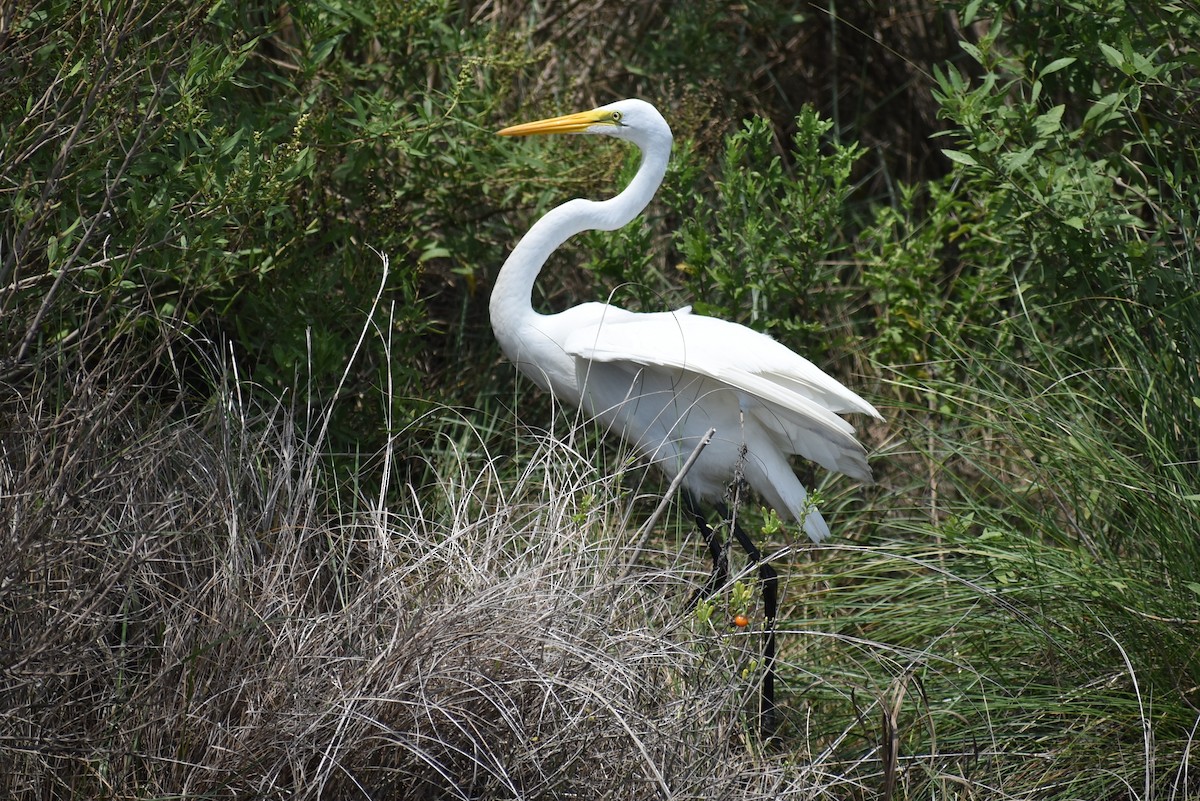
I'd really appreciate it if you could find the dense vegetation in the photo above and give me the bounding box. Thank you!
[3,1,1198,798]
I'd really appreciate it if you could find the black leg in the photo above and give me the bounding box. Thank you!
[718,503,779,738]
[682,490,729,606]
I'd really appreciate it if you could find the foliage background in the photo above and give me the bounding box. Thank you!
[2,0,1198,798]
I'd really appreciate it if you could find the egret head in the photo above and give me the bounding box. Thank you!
[498,98,672,152]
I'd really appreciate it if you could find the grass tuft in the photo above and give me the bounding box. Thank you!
[1,336,839,799]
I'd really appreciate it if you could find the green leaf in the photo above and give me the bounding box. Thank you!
[962,0,984,26]
[959,40,984,64]
[1099,42,1125,70]
[218,128,244,156]
[419,246,451,263]
[942,149,979,167]
[310,36,341,66]
[1129,48,1160,78]
[1040,56,1076,76]
[1003,145,1037,172]
[1034,104,1065,137]
[1084,92,1123,127]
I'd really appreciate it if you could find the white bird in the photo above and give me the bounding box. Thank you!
[492,99,881,543]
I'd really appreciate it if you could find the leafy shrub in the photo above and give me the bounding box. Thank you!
[788,3,1200,796]
[580,107,867,365]
[0,1,541,458]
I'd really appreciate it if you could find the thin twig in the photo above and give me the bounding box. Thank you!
[621,427,716,579]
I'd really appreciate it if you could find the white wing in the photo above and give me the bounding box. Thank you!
[568,307,879,416]
[562,306,880,482]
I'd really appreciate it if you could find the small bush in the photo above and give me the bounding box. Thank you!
[0,338,817,799]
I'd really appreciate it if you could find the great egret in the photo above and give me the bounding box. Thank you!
[493,99,881,731]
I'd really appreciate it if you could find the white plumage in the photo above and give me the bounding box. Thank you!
[493,99,881,542]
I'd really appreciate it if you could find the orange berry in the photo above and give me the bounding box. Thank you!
[733,614,749,628]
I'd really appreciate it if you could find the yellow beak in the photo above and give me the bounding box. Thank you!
[497,108,614,137]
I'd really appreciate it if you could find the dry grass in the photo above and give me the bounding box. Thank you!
[0,330,860,799]
[6,325,1194,801]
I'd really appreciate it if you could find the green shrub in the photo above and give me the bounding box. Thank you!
[581,107,866,364]
[776,3,1200,795]
[1,1,545,460]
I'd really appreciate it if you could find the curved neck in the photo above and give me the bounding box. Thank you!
[491,143,670,339]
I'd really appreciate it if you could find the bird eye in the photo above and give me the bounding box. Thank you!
[611,111,623,123]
